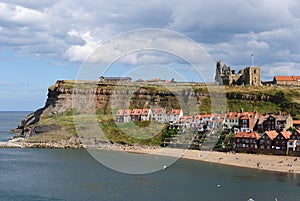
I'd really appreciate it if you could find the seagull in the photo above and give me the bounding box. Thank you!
[162,165,167,170]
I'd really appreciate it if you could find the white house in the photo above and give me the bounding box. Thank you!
[224,112,239,129]
[123,109,132,122]
[141,109,152,121]
[151,108,167,123]
[287,140,297,151]
[169,109,183,122]
[116,109,124,122]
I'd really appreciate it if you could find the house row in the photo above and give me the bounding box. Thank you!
[116,108,183,123]
[234,129,300,151]
[177,111,292,133]
[116,107,293,134]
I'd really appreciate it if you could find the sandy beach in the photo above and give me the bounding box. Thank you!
[123,146,300,174]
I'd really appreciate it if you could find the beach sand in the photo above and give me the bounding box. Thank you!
[123,147,300,174]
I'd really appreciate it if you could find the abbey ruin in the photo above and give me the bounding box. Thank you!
[215,61,261,86]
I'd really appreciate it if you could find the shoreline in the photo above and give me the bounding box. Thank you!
[1,140,300,174]
[114,147,300,174]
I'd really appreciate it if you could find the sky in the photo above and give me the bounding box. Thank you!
[1,0,300,110]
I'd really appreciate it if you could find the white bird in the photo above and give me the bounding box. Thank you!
[162,165,167,170]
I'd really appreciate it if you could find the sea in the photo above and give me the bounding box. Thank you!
[0,111,300,201]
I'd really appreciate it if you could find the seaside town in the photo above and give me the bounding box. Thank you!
[114,62,300,156]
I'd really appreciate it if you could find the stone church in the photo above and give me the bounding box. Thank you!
[215,61,261,86]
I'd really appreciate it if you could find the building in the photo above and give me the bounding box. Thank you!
[234,131,260,149]
[215,61,261,86]
[168,109,183,122]
[273,131,291,150]
[256,113,293,133]
[130,109,142,121]
[273,76,300,86]
[290,129,300,140]
[238,112,257,131]
[141,109,152,121]
[116,109,125,122]
[287,140,297,152]
[151,108,167,123]
[259,130,278,150]
[190,115,202,128]
[293,120,300,129]
[123,109,132,122]
[99,76,132,82]
[224,112,239,129]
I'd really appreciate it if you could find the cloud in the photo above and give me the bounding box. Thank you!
[0,0,300,79]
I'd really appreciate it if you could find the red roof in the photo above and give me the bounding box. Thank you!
[293,120,300,125]
[117,109,124,115]
[171,109,182,115]
[226,112,239,119]
[131,109,142,116]
[235,131,260,139]
[202,114,213,118]
[179,116,192,122]
[280,131,291,139]
[123,109,132,116]
[142,109,150,115]
[274,76,300,81]
[264,130,278,140]
[151,108,166,114]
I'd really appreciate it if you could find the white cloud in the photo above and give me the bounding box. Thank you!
[0,0,300,78]
[246,40,269,50]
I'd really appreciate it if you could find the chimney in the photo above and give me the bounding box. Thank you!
[240,108,244,113]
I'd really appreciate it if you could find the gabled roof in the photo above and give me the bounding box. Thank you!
[131,109,142,116]
[171,109,182,115]
[123,109,132,116]
[179,116,193,122]
[141,109,150,116]
[235,131,260,139]
[279,131,291,139]
[151,108,167,114]
[116,109,124,116]
[258,113,290,124]
[226,112,239,119]
[263,130,278,140]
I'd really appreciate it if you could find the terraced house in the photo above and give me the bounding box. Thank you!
[234,131,260,149]
[256,113,293,133]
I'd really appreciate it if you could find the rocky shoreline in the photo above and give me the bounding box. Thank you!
[0,137,159,151]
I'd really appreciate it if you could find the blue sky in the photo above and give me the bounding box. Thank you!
[1,0,300,110]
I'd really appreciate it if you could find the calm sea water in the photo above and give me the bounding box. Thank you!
[0,112,300,201]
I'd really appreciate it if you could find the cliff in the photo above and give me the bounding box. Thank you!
[12,80,205,147]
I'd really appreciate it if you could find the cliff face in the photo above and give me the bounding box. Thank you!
[15,80,204,140]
